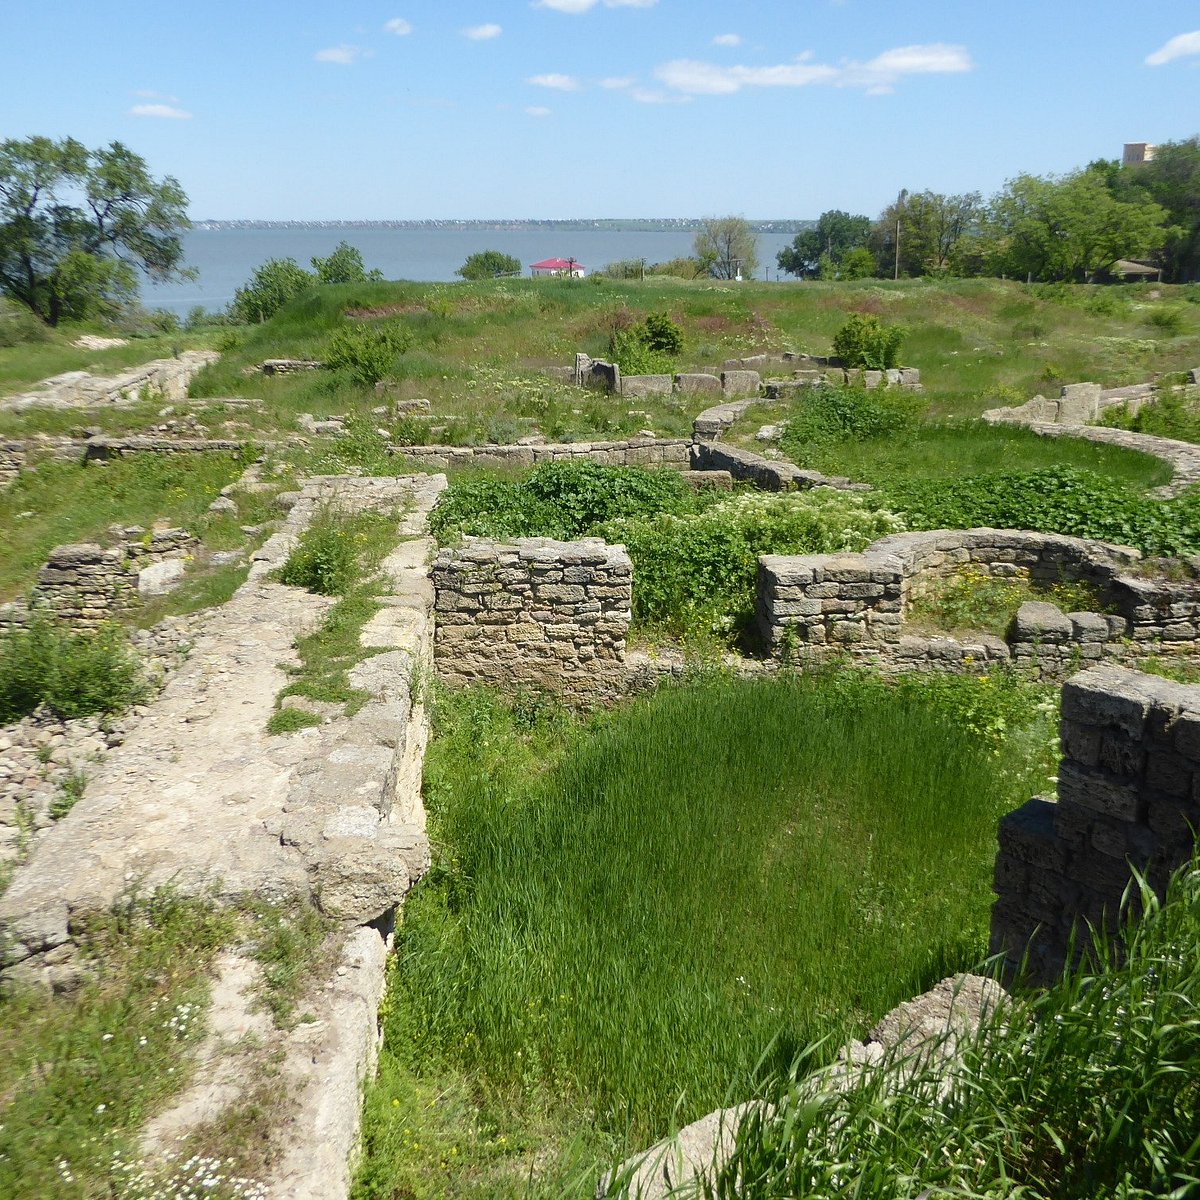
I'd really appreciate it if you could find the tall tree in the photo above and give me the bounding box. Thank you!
[777,210,872,278]
[0,136,189,325]
[872,191,984,277]
[694,216,759,280]
[311,240,383,285]
[987,168,1166,282]
[1123,137,1200,282]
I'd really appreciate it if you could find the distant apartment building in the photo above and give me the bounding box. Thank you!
[1123,143,1156,166]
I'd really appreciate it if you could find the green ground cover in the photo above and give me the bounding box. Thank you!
[354,670,1057,1198]
[715,862,1200,1199]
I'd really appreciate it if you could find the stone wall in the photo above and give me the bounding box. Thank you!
[389,436,690,472]
[991,664,1200,983]
[0,529,197,631]
[432,538,631,705]
[690,440,869,493]
[757,528,1200,673]
[0,351,218,412]
[986,380,1162,427]
[764,365,921,397]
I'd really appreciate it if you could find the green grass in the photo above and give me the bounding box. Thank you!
[712,861,1200,1199]
[907,567,1111,638]
[270,504,407,729]
[354,670,1056,1197]
[771,416,1173,491]
[0,452,247,602]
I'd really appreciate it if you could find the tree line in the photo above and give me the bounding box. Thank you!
[776,136,1200,284]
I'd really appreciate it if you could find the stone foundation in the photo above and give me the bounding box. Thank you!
[432,538,631,705]
[991,665,1200,983]
[757,528,1200,674]
[389,436,690,471]
[1,351,218,412]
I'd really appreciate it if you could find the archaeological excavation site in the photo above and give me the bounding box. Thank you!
[2,277,1200,1200]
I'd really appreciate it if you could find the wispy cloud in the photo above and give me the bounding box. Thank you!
[135,88,180,103]
[1146,30,1200,66]
[631,88,692,105]
[526,105,552,117]
[130,103,192,119]
[600,76,635,89]
[712,33,741,47]
[536,0,656,12]
[528,72,581,90]
[463,23,502,40]
[384,17,412,36]
[314,44,368,65]
[654,42,972,96]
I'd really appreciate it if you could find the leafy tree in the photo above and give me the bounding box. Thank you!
[311,240,383,285]
[694,216,759,280]
[1122,136,1200,282]
[230,257,313,323]
[457,249,522,280]
[871,191,984,277]
[0,136,189,326]
[987,168,1166,282]
[777,210,871,278]
[839,246,877,280]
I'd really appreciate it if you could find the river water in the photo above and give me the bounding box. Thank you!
[142,226,799,316]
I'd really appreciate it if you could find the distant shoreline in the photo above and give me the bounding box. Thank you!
[193,218,814,234]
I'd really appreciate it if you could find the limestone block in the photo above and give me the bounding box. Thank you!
[137,559,186,597]
[674,373,723,395]
[1011,601,1073,643]
[1057,382,1102,424]
[720,370,761,397]
[621,374,673,398]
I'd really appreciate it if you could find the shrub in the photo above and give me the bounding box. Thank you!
[430,460,700,543]
[229,257,313,324]
[1145,305,1186,336]
[278,507,359,595]
[602,490,905,636]
[456,250,522,281]
[832,313,905,369]
[324,322,411,386]
[608,311,684,376]
[0,298,53,348]
[0,618,147,722]
[781,384,922,454]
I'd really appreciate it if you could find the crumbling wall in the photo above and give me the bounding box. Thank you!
[432,538,631,705]
[991,665,1200,983]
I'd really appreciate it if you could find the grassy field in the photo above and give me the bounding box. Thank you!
[354,670,1056,1198]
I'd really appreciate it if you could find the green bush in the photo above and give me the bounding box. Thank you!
[0,298,53,348]
[456,250,522,281]
[886,465,1200,557]
[429,460,700,543]
[608,311,683,376]
[278,507,360,595]
[831,313,905,369]
[324,323,411,387]
[602,490,905,636]
[229,257,313,324]
[780,384,922,454]
[1145,305,1186,336]
[0,618,147,722]
[1100,391,1200,444]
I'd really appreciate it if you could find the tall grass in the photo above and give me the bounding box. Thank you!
[372,671,1054,1152]
[711,861,1200,1199]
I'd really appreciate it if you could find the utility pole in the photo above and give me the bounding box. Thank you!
[894,188,908,281]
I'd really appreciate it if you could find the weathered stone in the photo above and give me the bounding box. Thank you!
[674,372,722,395]
[137,559,186,597]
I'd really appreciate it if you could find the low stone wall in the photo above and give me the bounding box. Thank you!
[983,378,1200,499]
[432,538,631,705]
[757,527,1200,673]
[0,529,197,632]
[84,434,252,462]
[991,665,1200,983]
[389,436,690,471]
[764,365,921,397]
[690,440,869,493]
[0,351,218,412]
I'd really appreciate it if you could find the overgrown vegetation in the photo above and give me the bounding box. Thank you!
[711,861,1200,1199]
[831,313,905,369]
[270,503,405,731]
[354,670,1056,1197]
[0,617,147,722]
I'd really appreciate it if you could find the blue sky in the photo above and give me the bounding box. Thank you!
[2,1,1198,220]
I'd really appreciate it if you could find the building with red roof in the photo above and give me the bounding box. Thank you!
[530,257,585,278]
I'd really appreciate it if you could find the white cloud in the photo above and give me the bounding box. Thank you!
[526,105,552,117]
[600,75,635,88]
[1146,30,1200,66]
[384,18,412,35]
[654,42,972,96]
[631,88,692,105]
[528,72,581,90]
[463,23,502,39]
[314,44,366,65]
[535,0,656,11]
[130,103,192,119]
[712,33,741,47]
